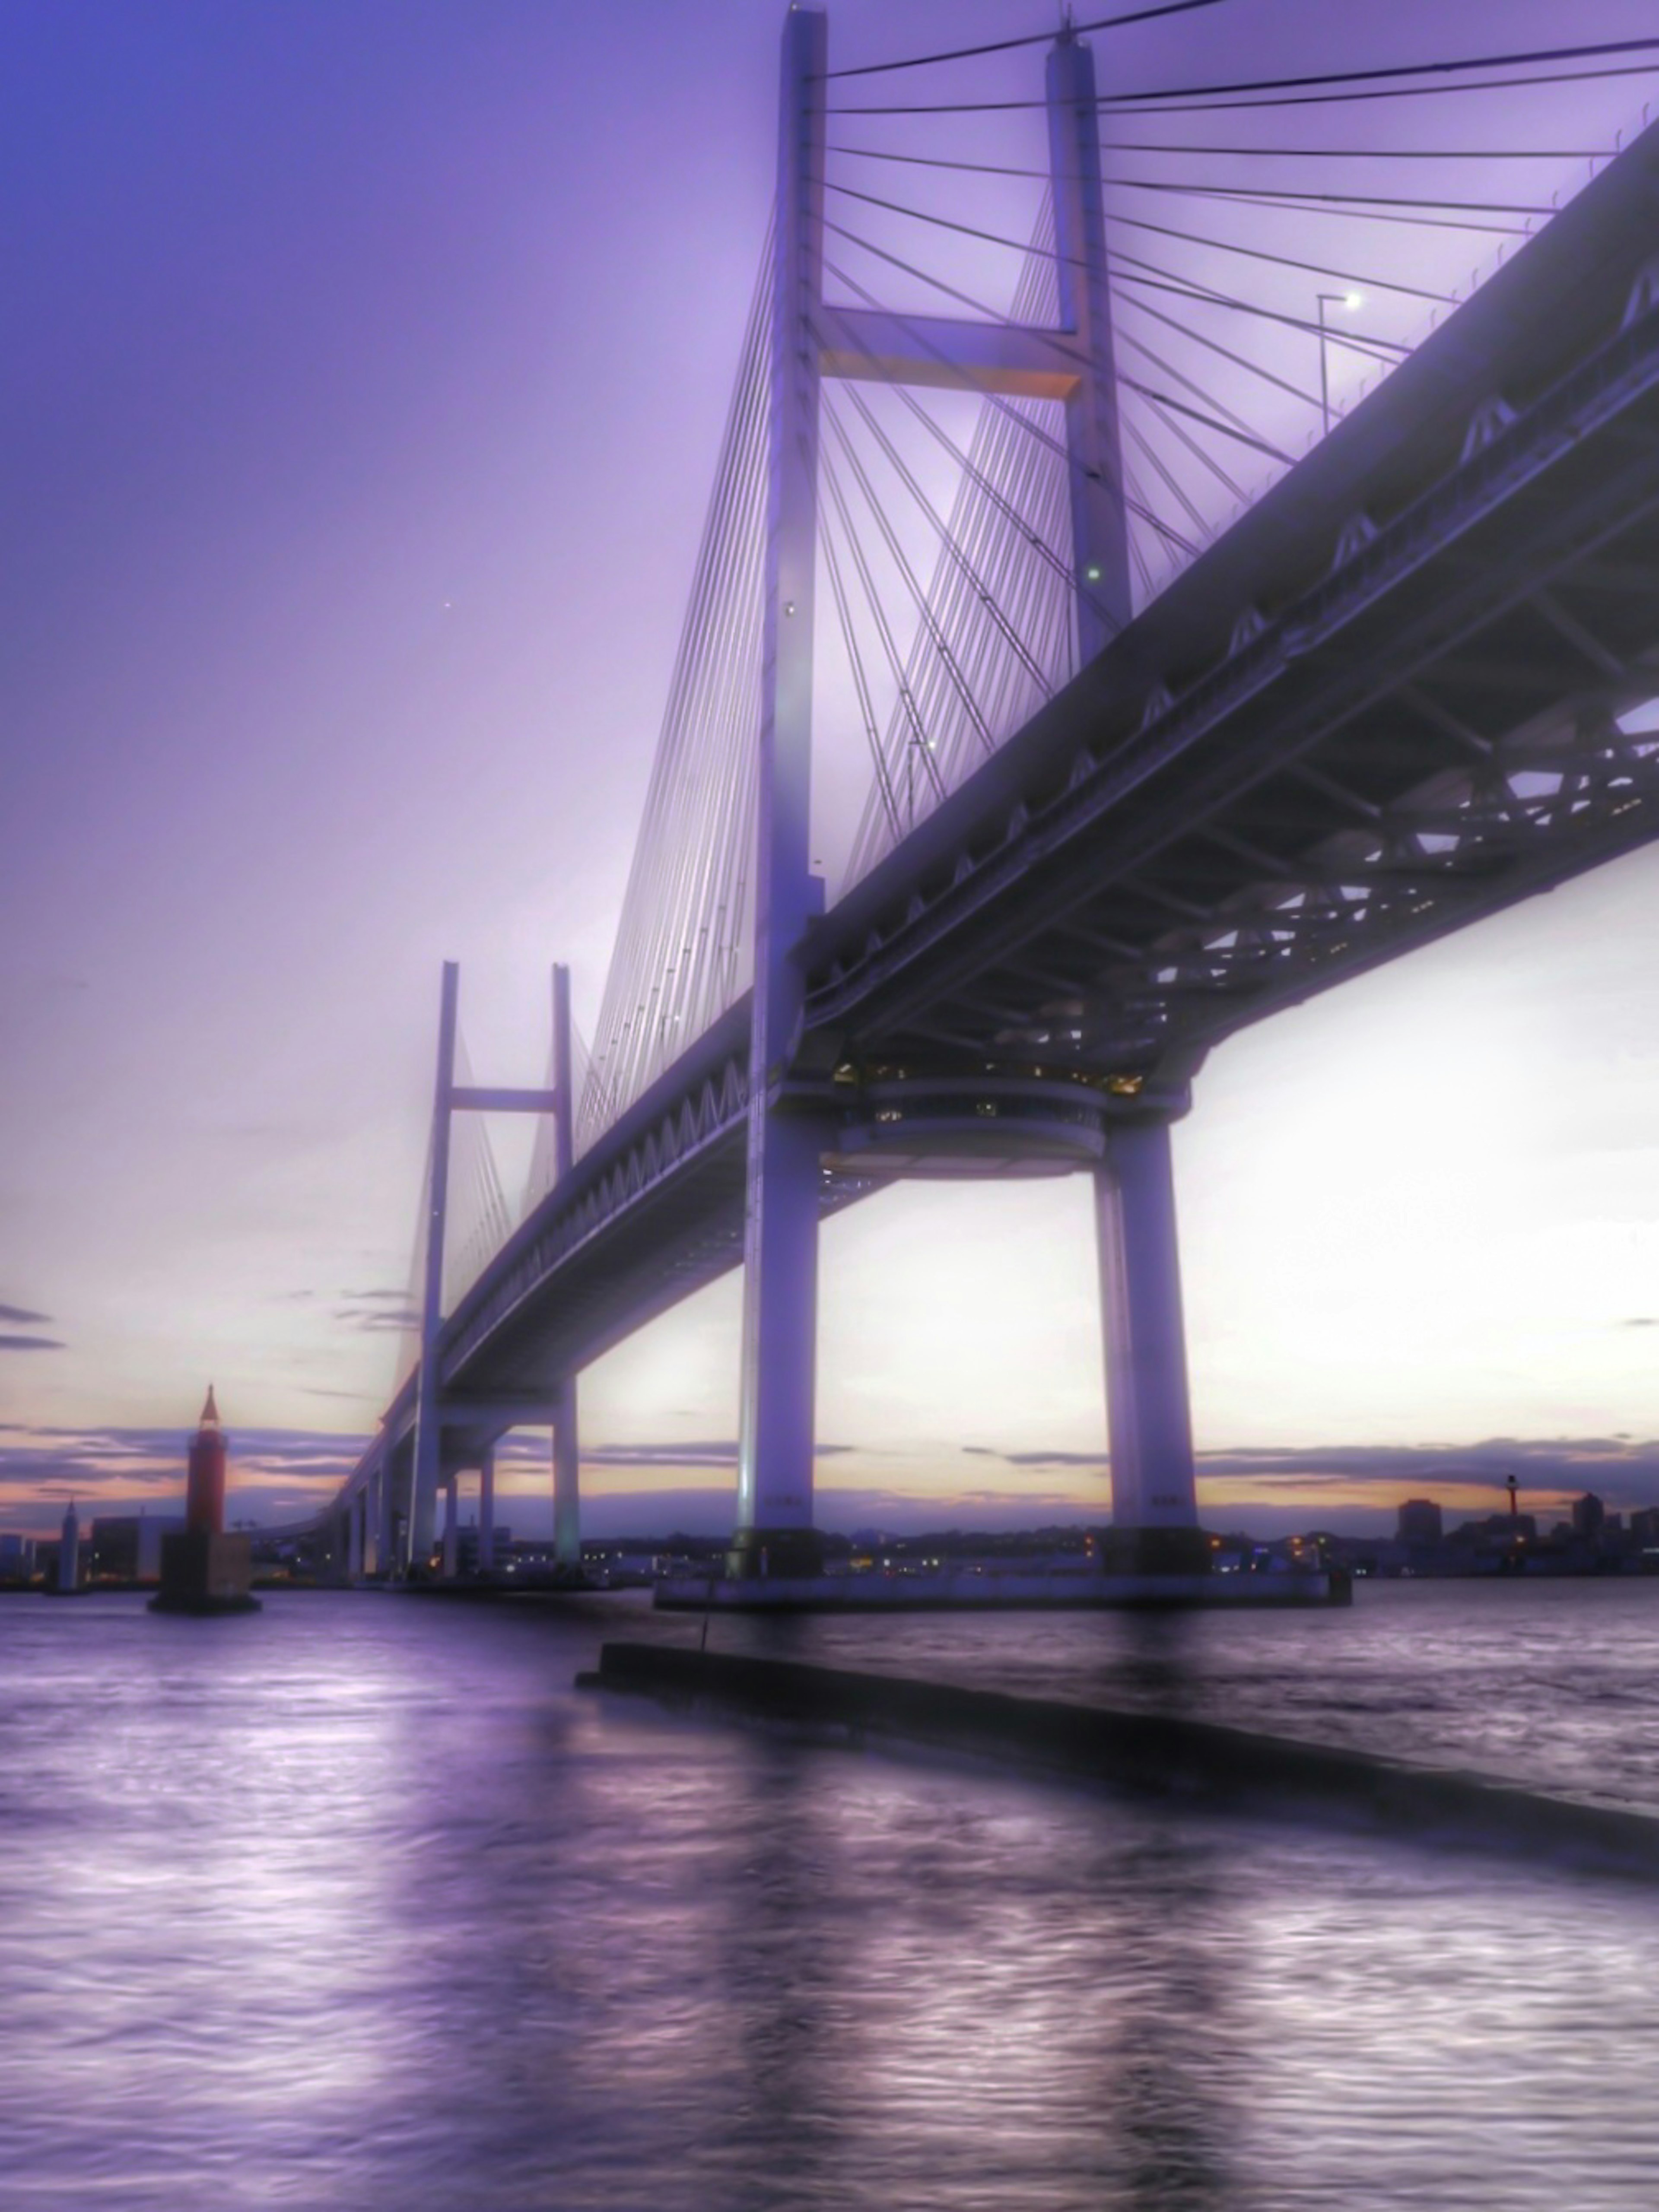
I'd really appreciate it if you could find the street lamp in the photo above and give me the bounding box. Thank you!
[1316,290,1363,437]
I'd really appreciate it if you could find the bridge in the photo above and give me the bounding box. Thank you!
[307,9,1659,1583]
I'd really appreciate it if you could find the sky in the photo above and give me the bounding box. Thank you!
[5,0,1659,1541]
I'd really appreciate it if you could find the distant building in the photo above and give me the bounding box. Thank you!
[455,1523,511,1575]
[90,1515,186,1584]
[1397,1499,1443,1546]
[1573,1492,1607,1541]
[0,1533,35,1581]
[57,1501,80,1593]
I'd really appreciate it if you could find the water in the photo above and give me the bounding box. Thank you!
[4,1581,1659,2209]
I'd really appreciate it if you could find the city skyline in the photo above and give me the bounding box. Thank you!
[6,0,1659,1540]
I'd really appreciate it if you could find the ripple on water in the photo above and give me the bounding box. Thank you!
[2,1586,1658,2209]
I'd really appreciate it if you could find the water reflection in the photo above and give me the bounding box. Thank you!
[6,1594,1659,2209]
[715,1740,847,2202]
[1098,1828,1241,2212]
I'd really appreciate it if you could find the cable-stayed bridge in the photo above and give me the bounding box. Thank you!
[311,7,1659,1582]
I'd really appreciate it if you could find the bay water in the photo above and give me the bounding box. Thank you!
[4,1581,1658,2210]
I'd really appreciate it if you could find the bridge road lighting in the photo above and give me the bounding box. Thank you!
[1317,292,1363,437]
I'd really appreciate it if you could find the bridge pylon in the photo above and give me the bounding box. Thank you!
[732,4,833,1578]
[550,962,582,1572]
[731,5,1135,1574]
[405,960,459,1575]
[401,960,575,1577]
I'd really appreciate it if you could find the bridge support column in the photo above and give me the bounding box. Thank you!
[375,1463,393,1579]
[734,1112,825,1577]
[478,1445,496,1574]
[347,1492,364,1581]
[441,1476,459,1580]
[1095,1119,1205,1573]
[553,1384,581,1574]
[731,4,829,1581]
[406,961,458,1577]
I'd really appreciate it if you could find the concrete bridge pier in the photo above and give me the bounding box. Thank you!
[478,1444,496,1574]
[347,1491,364,1581]
[732,1111,826,1579]
[441,1476,459,1580]
[1094,1116,1206,1574]
[552,1384,581,1574]
[374,1462,393,1579]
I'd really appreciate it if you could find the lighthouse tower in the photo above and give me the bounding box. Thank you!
[186,1387,227,1533]
[150,1387,260,1615]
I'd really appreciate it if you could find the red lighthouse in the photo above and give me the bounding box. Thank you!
[185,1386,227,1534]
[150,1386,259,1615]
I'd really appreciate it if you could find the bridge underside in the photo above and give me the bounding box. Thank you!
[808,302,1659,1085]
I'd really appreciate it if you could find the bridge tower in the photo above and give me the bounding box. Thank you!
[734,5,1182,1572]
[403,960,577,1578]
[549,961,582,1573]
[405,960,458,1574]
[732,1,832,1578]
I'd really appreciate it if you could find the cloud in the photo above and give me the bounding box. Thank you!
[962,1446,1108,1470]
[0,1420,376,1535]
[959,1434,1659,1521]
[566,1439,854,1470]
[0,1304,51,1326]
[8,1416,1659,1544]
[0,1333,64,1352]
[1622,1318,1657,1329]
[333,1301,420,1333]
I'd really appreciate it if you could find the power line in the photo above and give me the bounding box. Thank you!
[828,145,1552,214]
[1118,376,1293,462]
[823,175,1099,275]
[1111,261,1411,362]
[826,173,1462,300]
[1119,180,1549,216]
[829,40,1659,115]
[825,0,1239,81]
[829,140,1605,166]
[1110,36,1659,107]
[1102,62,1659,115]
[1109,207,1457,301]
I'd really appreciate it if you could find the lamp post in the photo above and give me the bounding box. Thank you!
[1316,290,1363,437]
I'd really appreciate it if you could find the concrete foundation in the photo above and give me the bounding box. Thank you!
[149,1530,261,1615]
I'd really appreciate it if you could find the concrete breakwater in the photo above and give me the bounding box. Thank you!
[582,1641,1659,1880]
[654,1565,1348,1611]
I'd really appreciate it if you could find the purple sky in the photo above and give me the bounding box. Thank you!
[5,0,1659,1539]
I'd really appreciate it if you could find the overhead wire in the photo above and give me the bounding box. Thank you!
[1109,260,1412,360]
[822,389,996,755]
[818,438,947,812]
[823,0,1241,79]
[833,370,1052,692]
[839,199,1077,881]
[584,227,773,1143]
[821,252,1125,641]
[817,496,904,839]
[828,140,1607,166]
[827,172,1456,307]
[827,38,1659,114]
[1099,62,1659,115]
